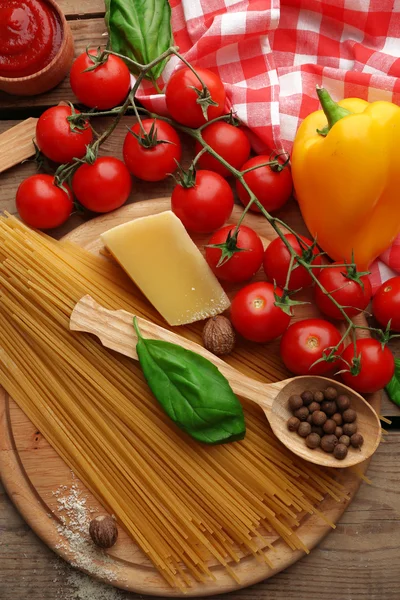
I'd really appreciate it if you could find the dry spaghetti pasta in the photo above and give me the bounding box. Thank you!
[0,214,348,588]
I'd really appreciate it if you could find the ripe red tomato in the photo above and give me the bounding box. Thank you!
[72,157,132,213]
[205,225,264,283]
[123,119,181,182]
[16,174,73,230]
[36,105,93,164]
[372,276,400,331]
[194,122,251,177]
[263,234,322,290]
[230,282,290,343]
[70,51,131,110]
[280,319,343,375]
[340,339,394,393]
[236,156,292,213]
[165,67,226,128]
[315,264,372,320]
[171,170,233,233]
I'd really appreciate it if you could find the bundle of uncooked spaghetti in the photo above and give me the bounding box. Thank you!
[0,214,348,589]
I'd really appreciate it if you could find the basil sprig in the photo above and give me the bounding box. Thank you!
[134,319,246,444]
[105,0,173,81]
[386,358,400,406]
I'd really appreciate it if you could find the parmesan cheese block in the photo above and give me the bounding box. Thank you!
[101,211,230,326]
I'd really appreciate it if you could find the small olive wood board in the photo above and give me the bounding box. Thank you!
[0,198,380,597]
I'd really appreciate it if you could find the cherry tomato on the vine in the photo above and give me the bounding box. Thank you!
[230,282,290,343]
[72,157,132,213]
[340,339,394,393]
[36,105,93,164]
[315,264,372,320]
[16,174,73,230]
[280,318,343,376]
[263,234,322,290]
[171,170,233,233]
[205,225,264,283]
[194,122,251,177]
[70,51,131,110]
[165,67,226,128]
[372,276,400,331]
[123,119,182,182]
[236,155,292,213]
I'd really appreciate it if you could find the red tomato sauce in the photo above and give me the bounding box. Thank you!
[0,0,62,78]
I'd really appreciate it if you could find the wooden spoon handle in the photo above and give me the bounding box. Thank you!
[0,118,37,174]
[70,295,276,410]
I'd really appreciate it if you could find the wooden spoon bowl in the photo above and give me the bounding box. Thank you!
[264,375,381,468]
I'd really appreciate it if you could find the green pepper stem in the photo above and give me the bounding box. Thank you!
[316,87,352,135]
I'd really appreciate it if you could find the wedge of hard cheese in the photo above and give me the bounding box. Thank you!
[101,211,230,326]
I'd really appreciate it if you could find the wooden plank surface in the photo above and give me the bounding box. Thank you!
[58,0,104,17]
[1,433,399,600]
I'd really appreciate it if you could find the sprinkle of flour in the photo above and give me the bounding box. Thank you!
[52,478,128,599]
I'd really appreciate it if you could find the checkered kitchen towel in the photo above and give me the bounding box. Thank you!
[138,0,400,292]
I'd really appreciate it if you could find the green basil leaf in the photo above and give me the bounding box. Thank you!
[104,0,173,81]
[386,358,400,407]
[134,319,246,444]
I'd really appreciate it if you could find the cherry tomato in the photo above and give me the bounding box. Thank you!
[36,105,93,164]
[165,67,226,128]
[236,156,292,213]
[123,119,181,182]
[230,282,290,343]
[280,319,343,375]
[72,157,132,213]
[340,339,394,393]
[70,51,131,110]
[171,170,233,233]
[194,122,251,177]
[372,276,400,331]
[16,174,73,230]
[205,225,264,283]
[263,234,322,290]
[315,264,372,320]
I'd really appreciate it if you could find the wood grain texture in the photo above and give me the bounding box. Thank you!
[0,119,37,173]
[59,0,105,17]
[1,432,399,600]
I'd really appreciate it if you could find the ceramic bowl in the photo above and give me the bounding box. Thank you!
[0,0,74,97]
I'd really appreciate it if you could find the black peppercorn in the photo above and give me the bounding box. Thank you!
[311,425,324,436]
[323,419,337,435]
[287,416,300,432]
[332,413,343,426]
[321,400,337,416]
[324,386,337,400]
[308,401,320,413]
[313,390,324,403]
[289,394,303,412]
[298,422,312,438]
[306,433,321,449]
[350,433,364,448]
[343,408,357,423]
[335,426,343,439]
[320,434,338,453]
[336,394,351,412]
[334,443,348,460]
[294,406,309,421]
[343,422,358,436]
[301,390,314,406]
[312,410,327,426]
[339,435,351,447]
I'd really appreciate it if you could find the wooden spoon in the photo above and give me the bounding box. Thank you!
[70,295,382,468]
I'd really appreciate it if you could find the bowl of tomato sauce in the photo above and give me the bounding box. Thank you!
[0,0,74,96]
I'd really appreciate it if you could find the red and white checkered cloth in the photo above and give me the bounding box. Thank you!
[137,0,400,293]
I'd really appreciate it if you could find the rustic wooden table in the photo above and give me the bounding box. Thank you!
[1,2,400,599]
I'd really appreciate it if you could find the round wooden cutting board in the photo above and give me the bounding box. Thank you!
[0,198,380,597]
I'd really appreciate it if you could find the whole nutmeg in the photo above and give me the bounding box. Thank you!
[323,419,337,435]
[311,425,324,436]
[336,394,351,412]
[89,515,118,549]
[287,416,300,432]
[288,394,303,412]
[294,406,309,421]
[343,422,358,436]
[324,386,337,400]
[202,316,235,356]
[343,408,357,423]
[301,390,314,406]
[321,400,337,416]
[298,421,312,438]
[308,401,320,413]
[334,443,348,460]
[313,390,324,403]
[339,434,351,447]
[320,434,338,453]
[335,426,344,439]
[332,413,343,426]
[350,433,364,448]
[306,433,321,449]
[312,410,327,426]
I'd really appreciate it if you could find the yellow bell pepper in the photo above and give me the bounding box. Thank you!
[292,88,400,270]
